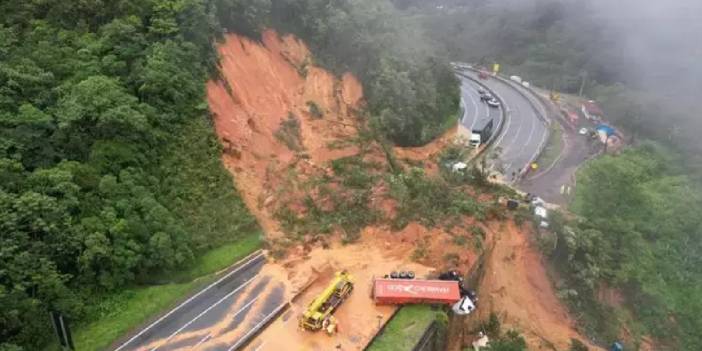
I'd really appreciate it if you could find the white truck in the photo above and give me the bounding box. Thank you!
[470,117,495,148]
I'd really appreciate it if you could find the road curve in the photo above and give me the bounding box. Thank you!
[459,69,548,183]
[458,75,495,134]
[113,252,286,351]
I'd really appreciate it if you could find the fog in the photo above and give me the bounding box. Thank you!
[591,0,702,96]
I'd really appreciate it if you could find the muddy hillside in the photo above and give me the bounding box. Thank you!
[206,29,601,351]
[207,30,363,239]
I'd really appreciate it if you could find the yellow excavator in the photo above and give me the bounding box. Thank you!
[299,271,353,335]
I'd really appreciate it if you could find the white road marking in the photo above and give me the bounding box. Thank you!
[226,303,288,351]
[189,296,260,350]
[115,251,264,351]
[192,333,212,349]
[252,341,267,351]
[466,86,479,130]
[500,91,524,158]
[491,94,512,149]
[522,101,538,155]
[150,278,260,351]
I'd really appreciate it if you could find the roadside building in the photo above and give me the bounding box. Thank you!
[595,124,616,143]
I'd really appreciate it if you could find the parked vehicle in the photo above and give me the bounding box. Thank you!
[299,271,353,334]
[470,118,494,148]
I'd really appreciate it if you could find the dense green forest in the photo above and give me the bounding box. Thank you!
[267,0,460,146]
[0,0,459,349]
[546,144,702,350]
[403,0,702,348]
[0,1,260,349]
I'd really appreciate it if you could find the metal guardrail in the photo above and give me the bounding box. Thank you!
[362,308,402,351]
[454,71,508,162]
[412,320,440,351]
[489,74,552,181]
[111,250,266,351]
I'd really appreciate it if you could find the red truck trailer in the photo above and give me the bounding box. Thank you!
[372,279,461,305]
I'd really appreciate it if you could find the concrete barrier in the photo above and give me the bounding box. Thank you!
[454,71,507,161]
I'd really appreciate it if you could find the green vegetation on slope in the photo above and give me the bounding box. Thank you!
[264,0,461,146]
[410,1,702,348]
[34,243,264,351]
[0,1,263,349]
[543,143,702,349]
[367,305,444,351]
[46,233,260,351]
[0,1,461,349]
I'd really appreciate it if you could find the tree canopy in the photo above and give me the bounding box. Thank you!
[0,1,259,349]
[545,143,702,349]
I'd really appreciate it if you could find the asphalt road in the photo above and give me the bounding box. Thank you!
[459,69,549,183]
[114,252,286,351]
[458,75,496,135]
[520,112,602,205]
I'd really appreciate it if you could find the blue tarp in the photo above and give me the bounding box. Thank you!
[595,124,616,137]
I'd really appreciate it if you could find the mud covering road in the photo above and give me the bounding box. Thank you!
[113,253,288,351]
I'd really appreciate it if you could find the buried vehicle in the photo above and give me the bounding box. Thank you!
[299,271,354,334]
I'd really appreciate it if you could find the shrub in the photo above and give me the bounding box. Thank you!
[275,113,303,151]
[307,101,323,119]
[453,235,469,247]
[570,339,589,351]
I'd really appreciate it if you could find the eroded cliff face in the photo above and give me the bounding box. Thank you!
[207,30,363,237]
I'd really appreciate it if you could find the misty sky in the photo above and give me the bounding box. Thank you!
[589,0,702,94]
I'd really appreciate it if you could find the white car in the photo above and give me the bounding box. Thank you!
[452,296,476,315]
[487,98,500,108]
[477,87,487,95]
[579,128,588,135]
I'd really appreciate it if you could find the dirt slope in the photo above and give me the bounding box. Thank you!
[207,30,363,238]
[206,29,598,351]
[474,222,602,350]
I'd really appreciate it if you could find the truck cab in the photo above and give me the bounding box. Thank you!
[470,133,482,148]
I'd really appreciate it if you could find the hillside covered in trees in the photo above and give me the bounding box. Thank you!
[0,1,459,349]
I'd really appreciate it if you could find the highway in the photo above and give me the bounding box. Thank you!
[458,69,549,182]
[113,252,286,351]
[458,75,495,135]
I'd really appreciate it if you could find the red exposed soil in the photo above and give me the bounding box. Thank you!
[244,230,434,351]
[473,221,602,350]
[206,29,599,351]
[394,125,459,175]
[207,30,363,238]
